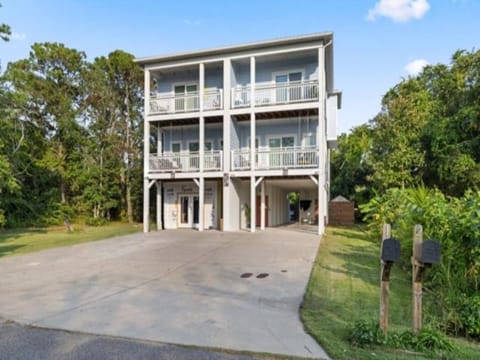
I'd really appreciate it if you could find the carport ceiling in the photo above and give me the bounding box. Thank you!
[265,178,317,191]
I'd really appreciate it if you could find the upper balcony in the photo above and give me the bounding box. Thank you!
[146,49,321,117]
[231,80,318,108]
[230,49,319,110]
[148,62,224,116]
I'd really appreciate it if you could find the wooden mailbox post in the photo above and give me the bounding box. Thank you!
[380,224,401,335]
[412,224,441,333]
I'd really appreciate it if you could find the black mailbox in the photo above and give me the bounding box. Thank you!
[415,239,441,264]
[381,238,401,262]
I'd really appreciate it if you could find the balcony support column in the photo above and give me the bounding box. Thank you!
[250,175,256,232]
[317,44,326,236]
[260,178,266,230]
[199,116,205,173]
[250,56,255,108]
[199,177,204,232]
[156,124,162,155]
[143,177,149,233]
[199,62,205,111]
[143,69,150,234]
[156,180,162,230]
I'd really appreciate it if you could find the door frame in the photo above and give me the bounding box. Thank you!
[177,193,200,228]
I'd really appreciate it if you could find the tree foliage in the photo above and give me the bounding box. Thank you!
[0,43,143,227]
[331,49,480,205]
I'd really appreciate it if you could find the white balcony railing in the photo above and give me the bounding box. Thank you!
[149,89,223,115]
[231,80,318,108]
[231,146,319,171]
[149,150,222,172]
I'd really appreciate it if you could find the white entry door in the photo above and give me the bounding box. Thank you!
[179,195,199,228]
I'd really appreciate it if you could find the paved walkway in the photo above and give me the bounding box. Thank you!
[0,229,329,359]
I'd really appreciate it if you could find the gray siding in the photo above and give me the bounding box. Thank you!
[154,67,223,95]
[237,116,318,148]
[162,125,222,152]
[232,55,318,86]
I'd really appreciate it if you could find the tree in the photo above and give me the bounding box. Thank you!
[82,50,143,222]
[4,43,87,216]
[368,78,433,191]
[419,51,480,195]
[0,2,11,42]
[330,124,373,206]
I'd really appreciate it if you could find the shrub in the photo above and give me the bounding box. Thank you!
[347,319,455,354]
[460,295,480,339]
[347,320,386,347]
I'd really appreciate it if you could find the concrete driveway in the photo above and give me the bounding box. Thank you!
[0,228,328,359]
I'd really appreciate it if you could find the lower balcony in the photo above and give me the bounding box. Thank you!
[149,151,223,173]
[231,146,319,171]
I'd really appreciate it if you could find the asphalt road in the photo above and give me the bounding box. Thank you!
[0,320,267,360]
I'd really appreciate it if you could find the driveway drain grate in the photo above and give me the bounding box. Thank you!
[240,273,253,278]
[256,273,269,279]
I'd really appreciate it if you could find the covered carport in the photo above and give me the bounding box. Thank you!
[239,176,326,235]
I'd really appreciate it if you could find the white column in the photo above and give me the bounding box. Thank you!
[199,116,205,173]
[260,179,265,230]
[318,175,324,235]
[317,45,326,236]
[250,56,255,108]
[143,177,149,233]
[144,70,151,174]
[199,62,205,111]
[157,124,162,155]
[143,70,151,234]
[250,175,256,232]
[156,180,162,230]
[199,177,204,231]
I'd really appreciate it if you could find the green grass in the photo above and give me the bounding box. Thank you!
[301,225,480,360]
[0,222,141,258]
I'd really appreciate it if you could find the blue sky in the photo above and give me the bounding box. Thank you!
[1,0,479,133]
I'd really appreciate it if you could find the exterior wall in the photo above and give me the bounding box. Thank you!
[227,178,242,231]
[154,68,222,95]
[255,55,318,82]
[231,62,249,87]
[238,116,318,148]
[163,181,218,229]
[230,116,241,150]
[162,125,222,152]
[265,183,289,226]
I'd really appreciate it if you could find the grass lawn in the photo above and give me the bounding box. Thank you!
[301,225,480,360]
[0,222,141,258]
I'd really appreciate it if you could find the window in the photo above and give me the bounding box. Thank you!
[188,142,212,152]
[174,83,198,111]
[189,142,199,153]
[219,140,223,151]
[171,143,181,153]
[268,136,295,148]
[274,71,303,103]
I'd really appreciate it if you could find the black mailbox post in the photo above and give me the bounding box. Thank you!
[415,239,441,265]
[381,238,401,263]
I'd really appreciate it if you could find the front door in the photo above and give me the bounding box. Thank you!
[179,194,200,228]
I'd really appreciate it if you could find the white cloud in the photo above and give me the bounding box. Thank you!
[183,19,201,26]
[10,32,27,41]
[404,59,429,75]
[367,0,430,22]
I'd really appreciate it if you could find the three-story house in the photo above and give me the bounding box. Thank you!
[136,32,341,235]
